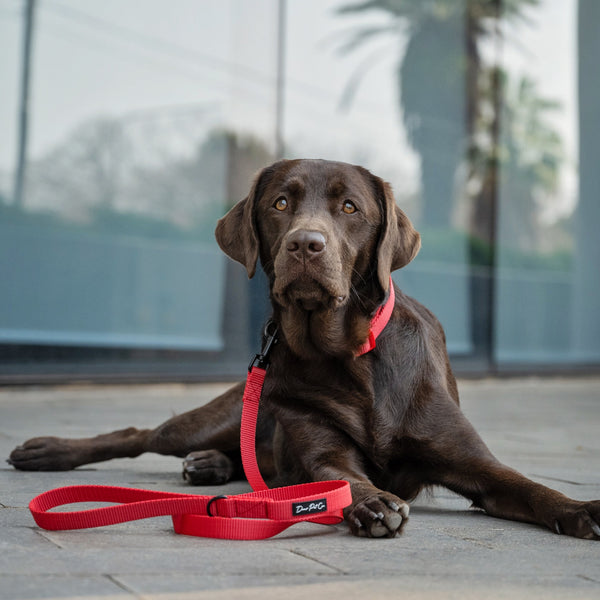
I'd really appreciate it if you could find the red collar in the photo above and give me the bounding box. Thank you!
[355,276,396,356]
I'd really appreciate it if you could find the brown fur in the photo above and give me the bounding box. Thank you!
[9,159,600,539]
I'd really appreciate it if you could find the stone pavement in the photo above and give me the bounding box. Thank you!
[1,378,599,600]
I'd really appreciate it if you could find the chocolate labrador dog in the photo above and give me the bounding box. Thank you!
[9,159,600,539]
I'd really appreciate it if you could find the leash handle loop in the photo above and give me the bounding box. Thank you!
[28,481,351,540]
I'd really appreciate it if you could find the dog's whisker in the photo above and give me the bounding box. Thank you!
[349,284,369,313]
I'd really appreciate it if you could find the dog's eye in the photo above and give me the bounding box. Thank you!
[274,197,288,211]
[343,200,357,214]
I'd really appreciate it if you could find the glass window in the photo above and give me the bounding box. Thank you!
[1,0,598,381]
[0,0,278,380]
[494,0,600,366]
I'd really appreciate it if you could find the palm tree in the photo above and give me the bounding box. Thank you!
[471,71,564,250]
[337,0,539,229]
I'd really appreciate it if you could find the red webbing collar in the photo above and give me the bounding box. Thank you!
[27,278,395,540]
[356,277,395,356]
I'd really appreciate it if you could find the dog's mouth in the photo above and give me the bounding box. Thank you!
[273,275,346,312]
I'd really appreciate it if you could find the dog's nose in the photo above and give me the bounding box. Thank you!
[286,230,326,261]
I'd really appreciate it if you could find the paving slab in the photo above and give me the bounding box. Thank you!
[1,378,599,600]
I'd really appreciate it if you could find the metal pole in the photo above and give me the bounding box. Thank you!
[13,0,36,209]
[274,0,286,159]
[486,0,502,372]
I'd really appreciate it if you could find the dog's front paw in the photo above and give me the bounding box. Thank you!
[346,490,409,538]
[182,449,234,485]
[553,500,600,540]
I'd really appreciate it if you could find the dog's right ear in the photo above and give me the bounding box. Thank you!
[215,163,282,278]
[215,179,261,279]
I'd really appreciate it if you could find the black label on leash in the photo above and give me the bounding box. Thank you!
[292,498,327,516]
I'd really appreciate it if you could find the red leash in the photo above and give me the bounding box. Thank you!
[28,358,350,539]
[28,279,395,540]
[29,481,350,540]
[28,360,350,540]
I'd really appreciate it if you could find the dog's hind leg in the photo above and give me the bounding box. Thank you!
[416,394,600,540]
[8,425,154,471]
[8,383,249,474]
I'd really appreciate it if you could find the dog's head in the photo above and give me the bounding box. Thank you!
[216,159,420,310]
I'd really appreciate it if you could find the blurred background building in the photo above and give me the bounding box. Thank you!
[1,0,598,383]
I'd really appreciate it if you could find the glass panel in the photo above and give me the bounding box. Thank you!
[284,0,474,356]
[2,0,597,380]
[0,1,278,375]
[495,0,600,366]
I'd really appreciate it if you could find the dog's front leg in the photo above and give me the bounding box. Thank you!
[313,463,410,538]
[8,427,152,471]
[275,423,409,538]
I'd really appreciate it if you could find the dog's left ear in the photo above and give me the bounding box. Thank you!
[373,177,421,293]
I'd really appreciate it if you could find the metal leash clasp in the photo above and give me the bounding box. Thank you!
[248,319,279,371]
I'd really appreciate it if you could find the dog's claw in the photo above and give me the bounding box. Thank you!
[347,490,409,538]
[554,520,563,535]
